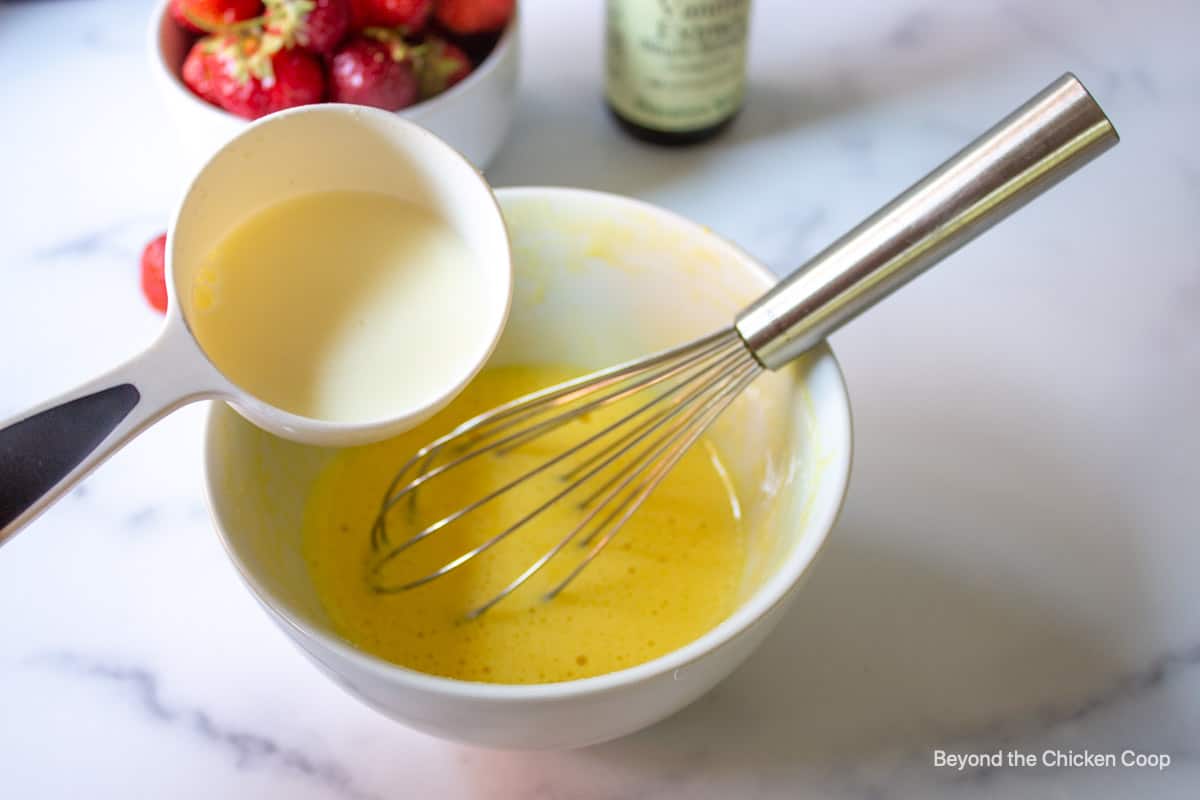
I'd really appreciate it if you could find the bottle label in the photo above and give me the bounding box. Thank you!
[606,0,750,133]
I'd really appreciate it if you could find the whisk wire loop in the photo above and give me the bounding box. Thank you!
[381,329,739,510]
[542,364,763,606]
[369,334,750,576]
[460,358,761,618]
[367,329,761,611]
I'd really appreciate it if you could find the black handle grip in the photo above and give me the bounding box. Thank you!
[0,384,140,530]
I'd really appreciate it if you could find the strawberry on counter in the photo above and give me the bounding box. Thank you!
[140,233,169,314]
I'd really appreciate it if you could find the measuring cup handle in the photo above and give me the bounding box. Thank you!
[0,324,216,545]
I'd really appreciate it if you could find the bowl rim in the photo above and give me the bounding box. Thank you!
[146,0,518,125]
[202,186,854,703]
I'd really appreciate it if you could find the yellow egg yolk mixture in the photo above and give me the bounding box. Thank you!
[302,365,747,684]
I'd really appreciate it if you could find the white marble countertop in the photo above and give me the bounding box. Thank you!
[1,0,1197,796]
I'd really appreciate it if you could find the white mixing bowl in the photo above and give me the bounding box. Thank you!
[203,187,853,749]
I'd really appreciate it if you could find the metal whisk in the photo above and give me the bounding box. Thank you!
[368,74,1118,618]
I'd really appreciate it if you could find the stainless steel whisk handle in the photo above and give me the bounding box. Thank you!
[735,72,1120,370]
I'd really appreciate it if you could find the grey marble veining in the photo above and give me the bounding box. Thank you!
[31,651,381,800]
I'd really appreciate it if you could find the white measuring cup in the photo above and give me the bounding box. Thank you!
[0,105,513,544]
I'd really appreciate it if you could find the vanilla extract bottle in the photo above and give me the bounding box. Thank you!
[605,0,752,146]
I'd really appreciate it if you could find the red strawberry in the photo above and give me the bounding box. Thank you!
[170,0,264,34]
[351,0,432,33]
[330,33,419,110]
[140,233,168,314]
[434,0,512,35]
[347,0,370,30]
[262,47,328,112]
[264,0,351,57]
[182,34,326,119]
[182,41,222,103]
[418,35,471,99]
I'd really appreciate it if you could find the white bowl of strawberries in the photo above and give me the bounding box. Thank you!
[149,0,518,170]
